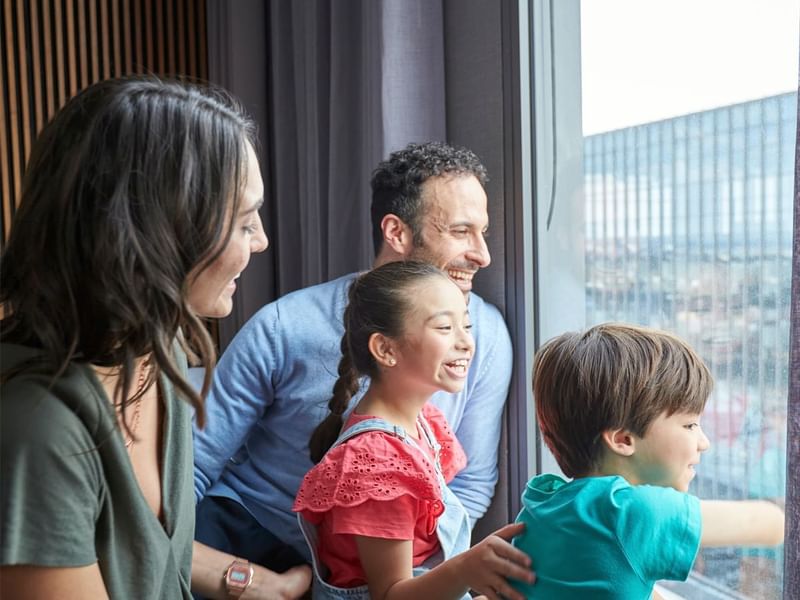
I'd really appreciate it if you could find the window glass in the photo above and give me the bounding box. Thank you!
[581,1,797,597]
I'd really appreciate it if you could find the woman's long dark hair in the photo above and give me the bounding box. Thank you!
[0,76,256,429]
[308,260,448,463]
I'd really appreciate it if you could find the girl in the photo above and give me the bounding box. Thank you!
[0,77,269,599]
[293,261,534,600]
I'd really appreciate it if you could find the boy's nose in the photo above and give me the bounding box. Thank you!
[698,427,711,452]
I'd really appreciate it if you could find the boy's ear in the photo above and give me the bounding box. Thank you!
[380,214,414,256]
[368,332,397,368]
[601,428,636,457]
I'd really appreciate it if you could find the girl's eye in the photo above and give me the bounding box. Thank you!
[437,325,453,331]
[684,423,699,430]
[465,323,473,330]
[243,223,258,234]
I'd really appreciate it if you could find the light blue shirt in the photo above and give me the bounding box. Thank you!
[193,272,512,557]
[512,474,702,600]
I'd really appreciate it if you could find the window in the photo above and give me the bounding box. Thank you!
[528,1,797,597]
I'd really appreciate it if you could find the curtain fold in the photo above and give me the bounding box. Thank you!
[206,0,513,535]
[265,0,446,298]
[206,0,448,341]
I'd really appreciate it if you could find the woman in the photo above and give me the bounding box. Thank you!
[0,77,268,599]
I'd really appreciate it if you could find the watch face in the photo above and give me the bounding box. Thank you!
[226,563,252,592]
[228,567,249,585]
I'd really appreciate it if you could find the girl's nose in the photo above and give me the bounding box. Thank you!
[458,327,475,354]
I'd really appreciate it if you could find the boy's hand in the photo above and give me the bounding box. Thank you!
[455,522,536,600]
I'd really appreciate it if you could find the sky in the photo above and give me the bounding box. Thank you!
[580,0,800,135]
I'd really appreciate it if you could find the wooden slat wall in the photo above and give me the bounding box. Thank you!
[0,0,208,246]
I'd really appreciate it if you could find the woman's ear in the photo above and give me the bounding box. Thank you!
[368,332,397,368]
[600,428,636,457]
[380,214,414,257]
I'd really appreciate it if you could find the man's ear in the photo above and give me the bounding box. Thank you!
[368,332,397,368]
[380,214,414,256]
[600,428,636,457]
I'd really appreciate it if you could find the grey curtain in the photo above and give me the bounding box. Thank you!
[786,77,800,600]
[267,0,447,295]
[206,0,521,537]
[208,0,446,323]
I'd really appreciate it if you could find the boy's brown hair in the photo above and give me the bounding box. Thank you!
[534,323,713,478]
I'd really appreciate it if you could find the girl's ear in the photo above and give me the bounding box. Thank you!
[380,214,414,257]
[600,428,636,457]
[368,332,398,368]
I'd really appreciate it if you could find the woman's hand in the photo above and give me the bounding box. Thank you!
[453,522,535,600]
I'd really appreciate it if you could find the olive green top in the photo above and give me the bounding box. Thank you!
[1,343,195,599]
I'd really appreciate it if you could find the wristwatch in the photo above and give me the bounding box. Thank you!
[223,558,254,598]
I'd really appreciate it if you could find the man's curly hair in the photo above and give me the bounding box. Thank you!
[369,141,488,254]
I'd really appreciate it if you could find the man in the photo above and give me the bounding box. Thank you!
[191,142,513,599]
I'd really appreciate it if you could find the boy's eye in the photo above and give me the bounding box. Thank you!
[684,423,699,430]
[436,325,452,331]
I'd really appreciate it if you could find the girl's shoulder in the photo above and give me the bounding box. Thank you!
[294,429,441,515]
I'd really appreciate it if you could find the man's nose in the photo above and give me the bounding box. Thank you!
[467,232,491,268]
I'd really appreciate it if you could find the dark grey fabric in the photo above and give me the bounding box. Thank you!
[205,0,275,347]
[205,0,518,538]
[208,0,448,345]
[441,0,511,540]
[785,76,800,600]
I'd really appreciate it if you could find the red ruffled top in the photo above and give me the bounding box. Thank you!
[293,403,467,587]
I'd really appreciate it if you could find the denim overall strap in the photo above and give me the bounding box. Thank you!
[297,416,471,600]
[331,417,408,449]
[415,414,472,582]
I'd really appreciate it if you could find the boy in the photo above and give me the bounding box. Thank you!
[512,323,784,599]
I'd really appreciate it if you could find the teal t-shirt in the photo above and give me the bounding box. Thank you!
[1,343,195,599]
[511,474,701,599]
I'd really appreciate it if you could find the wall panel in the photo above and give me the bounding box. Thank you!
[0,0,208,246]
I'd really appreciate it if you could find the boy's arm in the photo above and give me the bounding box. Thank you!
[699,500,784,547]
